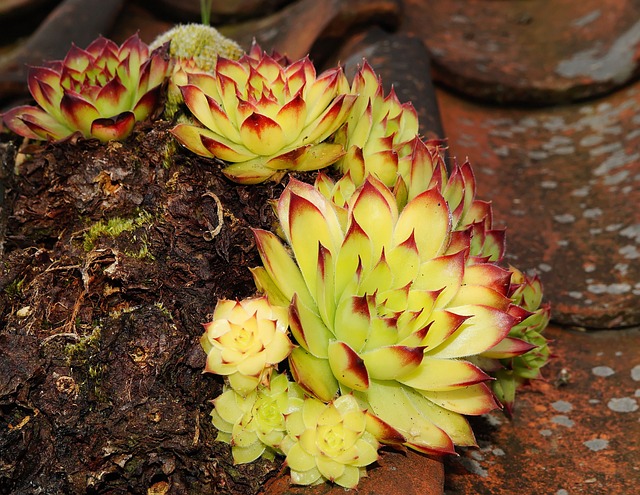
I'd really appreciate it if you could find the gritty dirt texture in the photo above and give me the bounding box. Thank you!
[0,122,286,494]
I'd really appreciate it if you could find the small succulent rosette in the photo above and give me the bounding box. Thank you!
[210,372,304,464]
[2,33,172,142]
[171,43,356,183]
[200,297,293,396]
[281,394,380,488]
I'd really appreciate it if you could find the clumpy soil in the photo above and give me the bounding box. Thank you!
[0,121,286,494]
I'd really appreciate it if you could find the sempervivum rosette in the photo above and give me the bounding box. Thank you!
[171,44,356,184]
[333,61,420,187]
[251,176,519,453]
[2,34,171,142]
[201,297,294,396]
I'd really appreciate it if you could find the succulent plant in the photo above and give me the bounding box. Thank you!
[211,372,304,463]
[281,394,379,488]
[333,61,419,187]
[2,33,171,142]
[201,297,293,396]
[318,136,506,262]
[251,176,521,453]
[480,267,551,414]
[150,24,244,118]
[171,44,356,184]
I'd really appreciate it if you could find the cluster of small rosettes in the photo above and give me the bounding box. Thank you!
[0,24,551,489]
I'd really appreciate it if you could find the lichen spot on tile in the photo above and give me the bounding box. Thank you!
[551,415,575,427]
[556,489,569,495]
[551,400,573,413]
[592,366,615,377]
[607,397,639,413]
[458,457,488,478]
[584,438,609,452]
[539,429,553,437]
[554,213,576,224]
[632,365,640,381]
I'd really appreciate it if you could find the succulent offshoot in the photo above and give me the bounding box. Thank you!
[2,34,171,143]
[171,43,356,184]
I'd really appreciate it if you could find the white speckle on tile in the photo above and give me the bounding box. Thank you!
[604,170,630,186]
[557,239,569,247]
[551,415,575,427]
[607,397,639,412]
[609,283,632,294]
[615,351,623,356]
[539,429,553,437]
[538,263,552,272]
[483,413,503,426]
[494,146,510,157]
[554,213,576,224]
[583,208,602,219]
[584,439,609,451]
[589,142,623,157]
[589,399,601,404]
[556,490,569,495]
[592,366,615,377]
[492,448,505,456]
[458,457,488,477]
[614,263,629,275]
[588,283,632,294]
[589,228,603,235]
[620,224,640,242]
[606,223,623,232]
[631,365,640,381]
[619,245,639,260]
[554,146,576,155]
[572,9,601,26]
[571,186,590,197]
[541,180,558,189]
[584,262,597,273]
[587,284,608,294]
[551,400,573,413]
[568,291,583,299]
[635,390,640,397]
[580,134,604,147]
[594,150,640,175]
[471,451,485,461]
[528,150,549,161]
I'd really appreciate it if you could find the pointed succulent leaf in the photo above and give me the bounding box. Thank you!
[289,347,339,402]
[361,345,424,380]
[481,336,537,359]
[357,381,456,454]
[327,340,370,391]
[90,112,136,142]
[253,228,313,308]
[429,305,516,358]
[418,383,500,415]
[289,294,333,358]
[394,188,451,260]
[399,357,491,391]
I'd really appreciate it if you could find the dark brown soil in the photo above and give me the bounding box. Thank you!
[0,121,286,494]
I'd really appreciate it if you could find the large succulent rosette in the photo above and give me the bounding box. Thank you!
[171,45,356,184]
[251,176,522,453]
[2,34,171,142]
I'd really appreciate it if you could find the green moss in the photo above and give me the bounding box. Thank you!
[65,325,101,362]
[4,277,25,298]
[82,210,154,252]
